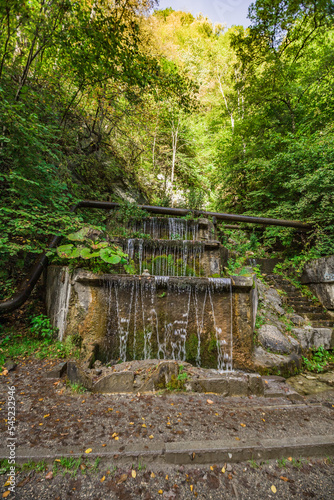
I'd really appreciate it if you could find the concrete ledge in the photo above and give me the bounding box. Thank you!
[1,435,333,466]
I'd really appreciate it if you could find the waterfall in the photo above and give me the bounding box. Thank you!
[103,276,233,370]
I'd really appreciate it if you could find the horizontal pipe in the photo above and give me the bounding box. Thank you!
[78,200,313,230]
[0,200,312,315]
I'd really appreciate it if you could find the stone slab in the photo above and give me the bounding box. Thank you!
[92,371,134,393]
[292,327,333,350]
[45,362,67,379]
[2,434,333,465]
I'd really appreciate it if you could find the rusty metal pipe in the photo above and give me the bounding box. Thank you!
[0,200,312,315]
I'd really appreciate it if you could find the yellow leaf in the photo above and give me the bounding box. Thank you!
[102,444,106,447]
[262,419,265,422]
[210,466,214,470]
[288,457,292,461]
[165,474,168,480]
[107,408,113,412]
[132,470,136,478]
[111,433,118,438]
[44,414,50,418]
[39,423,43,426]
[85,448,92,454]
[4,480,11,487]
[190,485,193,492]
[129,422,134,425]
[221,467,225,473]
[280,476,289,482]
[271,485,277,493]
[3,491,10,498]
[115,436,119,441]
[240,423,246,427]
[206,399,214,404]
[142,423,147,428]
[55,459,61,462]
[100,476,105,482]
[151,472,155,478]
[149,435,154,439]
[158,490,163,495]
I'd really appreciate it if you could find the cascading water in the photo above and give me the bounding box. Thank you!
[103,214,233,370]
[103,276,233,371]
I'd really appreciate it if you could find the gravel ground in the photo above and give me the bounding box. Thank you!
[1,358,334,499]
[3,458,334,499]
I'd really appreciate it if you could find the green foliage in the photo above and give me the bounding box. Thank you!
[66,381,87,394]
[0,325,80,370]
[29,314,58,341]
[302,346,334,373]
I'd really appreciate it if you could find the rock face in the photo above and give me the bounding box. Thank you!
[301,255,334,310]
[92,371,134,393]
[292,327,333,350]
[258,324,300,354]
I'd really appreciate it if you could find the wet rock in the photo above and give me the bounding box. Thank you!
[248,374,264,396]
[196,378,229,395]
[45,361,67,378]
[258,324,298,354]
[4,359,17,372]
[292,326,333,350]
[228,374,249,396]
[92,371,134,393]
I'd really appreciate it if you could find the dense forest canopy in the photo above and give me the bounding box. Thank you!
[1,0,334,299]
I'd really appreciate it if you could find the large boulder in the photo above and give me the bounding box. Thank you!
[292,327,333,350]
[258,324,300,354]
[301,256,334,310]
[253,346,301,377]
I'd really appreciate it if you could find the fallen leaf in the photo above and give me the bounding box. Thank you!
[271,485,277,493]
[221,467,225,473]
[45,471,53,480]
[85,448,92,454]
[1,370,8,376]
[210,466,214,471]
[53,381,60,386]
[228,473,233,480]
[4,480,11,487]
[55,459,61,463]
[142,423,147,428]
[3,491,10,498]
[206,399,214,405]
[102,444,106,447]
[235,437,240,441]
[262,419,265,422]
[190,485,193,492]
[132,470,136,478]
[288,457,293,462]
[280,476,289,482]
[240,423,246,427]
[151,472,155,478]
[129,422,134,425]
[165,475,168,480]
[115,437,119,441]
[158,490,163,495]
[44,414,50,418]
[39,423,43,426]
[118,474,127,484]
[100,476,105,482]
[111,433,118,438]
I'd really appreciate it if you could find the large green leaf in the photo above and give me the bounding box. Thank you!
[99,248,122,264]
[57,244,74,258]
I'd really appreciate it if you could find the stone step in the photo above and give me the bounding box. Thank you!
[304,313,331,321]
[312,322,334,328]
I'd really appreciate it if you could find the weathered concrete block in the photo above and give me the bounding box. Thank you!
[228,375,248,396]
[248,374,264,396]
[45,362,67,379]
[292,327,333,350]
[92,371,134,393]
[139,361,179,392]
[197,378,229,395]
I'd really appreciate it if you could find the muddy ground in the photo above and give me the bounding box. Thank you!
[1,358,334,499]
